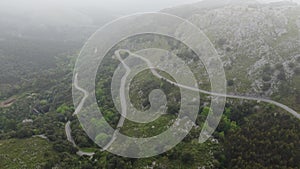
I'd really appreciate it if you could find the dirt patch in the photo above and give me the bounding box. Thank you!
[0,98,16,108]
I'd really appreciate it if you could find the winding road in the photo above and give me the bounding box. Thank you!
[118,49,300,120]
[65,121,76,147]
[73,74,89,116]
[64,74,94,156]
[69,49,299,153]
[65,120,95,156]
[102,50,133,151]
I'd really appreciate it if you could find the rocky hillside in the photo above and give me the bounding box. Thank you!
[163,0,300,111]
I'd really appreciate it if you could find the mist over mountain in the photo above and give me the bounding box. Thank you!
[0,1,299,168]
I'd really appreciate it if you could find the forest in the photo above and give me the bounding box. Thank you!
[1,1,300,168]
[0,33,299,168]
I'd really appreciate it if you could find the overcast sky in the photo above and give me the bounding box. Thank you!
[2,0,300,14]
[0,0,299,26]
[0,0,200,13]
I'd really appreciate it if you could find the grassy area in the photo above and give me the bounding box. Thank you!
[0,137,58,169]
[80,147,99,153]
[121,114,176,138]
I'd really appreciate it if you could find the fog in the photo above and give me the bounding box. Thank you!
[0,0,299,29]
[0,0,201,15]
[1,0,300,15]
